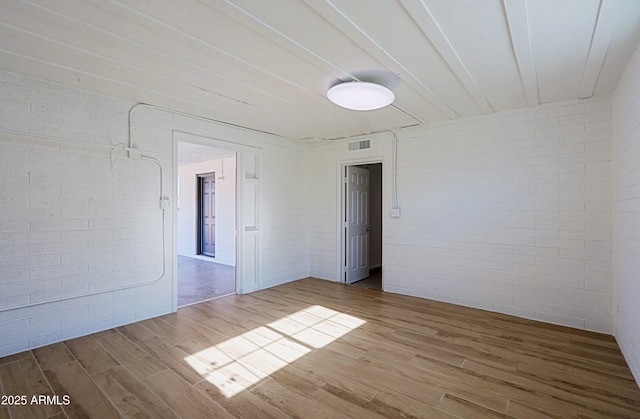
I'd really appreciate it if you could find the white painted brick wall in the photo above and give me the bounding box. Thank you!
[395,99,613,333]
[0,70,310,356]
[0,70,172,356]
[612,40,640,384]
[310,97,613,333]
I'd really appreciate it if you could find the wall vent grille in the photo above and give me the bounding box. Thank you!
[348,139,370,151]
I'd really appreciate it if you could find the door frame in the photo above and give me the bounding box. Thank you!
[173,131,262,312]
[338,158,384,285]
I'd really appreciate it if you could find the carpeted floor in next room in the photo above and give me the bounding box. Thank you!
[177,255,236,306]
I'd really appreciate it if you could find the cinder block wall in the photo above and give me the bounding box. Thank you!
[612,40,640,384]
[0,71,172,356]
[311,96,613,333]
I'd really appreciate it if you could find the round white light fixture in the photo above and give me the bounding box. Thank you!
[326,81,395,111]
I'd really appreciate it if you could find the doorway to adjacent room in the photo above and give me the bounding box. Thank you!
[342,162,383,290]
[177,141,237,306]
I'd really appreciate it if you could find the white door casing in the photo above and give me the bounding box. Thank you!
[238,150,260,293]
[345,165,370,284]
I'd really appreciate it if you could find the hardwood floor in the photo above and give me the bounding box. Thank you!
[1,278,639,418]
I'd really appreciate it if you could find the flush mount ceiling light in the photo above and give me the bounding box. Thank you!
[327,81,395,111]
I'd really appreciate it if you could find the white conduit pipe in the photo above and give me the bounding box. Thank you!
[391,130,400,210]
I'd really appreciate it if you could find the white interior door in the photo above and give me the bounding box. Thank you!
[345,165,370,284]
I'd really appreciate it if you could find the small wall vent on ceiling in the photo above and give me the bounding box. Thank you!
[348,139,370,151]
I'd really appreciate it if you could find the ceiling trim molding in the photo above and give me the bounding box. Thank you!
[503,0,539,107]
[400,0,494,115]
[579,0,625,99]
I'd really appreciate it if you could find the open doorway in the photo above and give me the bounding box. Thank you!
[177,141,237,306]
[343,162,383,290]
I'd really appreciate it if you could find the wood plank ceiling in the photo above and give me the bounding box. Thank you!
[1,0,640,141]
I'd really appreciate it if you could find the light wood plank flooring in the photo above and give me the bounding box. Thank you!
[1,278,639,418]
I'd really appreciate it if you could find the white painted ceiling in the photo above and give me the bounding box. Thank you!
[2,0,640,141]
[178,141,235,166]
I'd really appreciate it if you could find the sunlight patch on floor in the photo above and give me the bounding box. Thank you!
[183,305,365,398]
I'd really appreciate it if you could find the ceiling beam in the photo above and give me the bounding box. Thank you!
[579,0,625,99]
[503,0,539,107]
[399,0,494,115]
